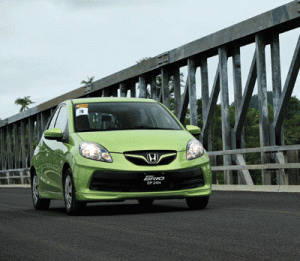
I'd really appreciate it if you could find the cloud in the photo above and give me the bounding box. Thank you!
[0,0,298,121]
[49,0,168,9]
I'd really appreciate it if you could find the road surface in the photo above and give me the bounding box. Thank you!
[0,188,299,260]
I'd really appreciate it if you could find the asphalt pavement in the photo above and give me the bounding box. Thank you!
[0,188,299,260]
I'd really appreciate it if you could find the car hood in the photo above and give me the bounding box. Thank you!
[76,130,193,153]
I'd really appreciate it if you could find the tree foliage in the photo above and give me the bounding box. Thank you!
[81,76,94,86]
[197,94,300,185]
[15,96,35,112]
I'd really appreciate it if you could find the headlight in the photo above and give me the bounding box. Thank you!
[186,139,204,160]
[79,142,113,163]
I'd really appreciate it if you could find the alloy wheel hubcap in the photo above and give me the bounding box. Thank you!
[65,176,72,210]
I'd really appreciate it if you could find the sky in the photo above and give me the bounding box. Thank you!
[1,0,299,120]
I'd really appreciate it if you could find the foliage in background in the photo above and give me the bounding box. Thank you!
[15,96,35,112]
[81,76,94,87]
[199,95,300,184]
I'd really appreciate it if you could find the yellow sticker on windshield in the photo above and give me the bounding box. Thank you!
[76,104,88,108]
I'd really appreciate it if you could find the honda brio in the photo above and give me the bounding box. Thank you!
[31,98,212,215]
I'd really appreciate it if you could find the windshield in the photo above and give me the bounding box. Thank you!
[73,102,182,132]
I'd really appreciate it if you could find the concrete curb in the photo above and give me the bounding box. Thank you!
[278,185,300,193]
[0,185,31,188]
[212,185,300,193]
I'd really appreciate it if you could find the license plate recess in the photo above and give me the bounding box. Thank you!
[142,173,167,186]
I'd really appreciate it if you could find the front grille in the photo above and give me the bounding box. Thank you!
[89,167,204,192]
[124,150,177,166]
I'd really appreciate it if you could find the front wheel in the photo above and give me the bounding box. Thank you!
[64,169,86,215]
[186,196,209,210]
[31,173,51,210]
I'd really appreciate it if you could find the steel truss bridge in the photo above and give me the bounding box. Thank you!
[1,1,300,186]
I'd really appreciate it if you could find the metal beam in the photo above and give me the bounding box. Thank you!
[178,75,189,125]
[161,67,170,108]
[201,66,220,143]
[120,82,127,97]
[111,87,118,97]
[232,47,243,147]
[275,152,288,185]
[6,125,12,170]
[102,88,111,97]
[169,1,300,64]
[234,51,257,141]
[20,120,26,168]
[188,58,197,126]
[1,128,6,170]
[130,81,136,98]
[274,34,300,137]
[139,75,147,98]
[256,33,271,185]
[13,123,19,169]
[28,117,34,165]
[235,154,254,185]
[173,66,181,118]
[150,75,157,100]
[199,57,211,150]
[219,46,232,184]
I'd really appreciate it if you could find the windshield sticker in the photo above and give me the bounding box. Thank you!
[76,104,88,108]
[76,107,88,117]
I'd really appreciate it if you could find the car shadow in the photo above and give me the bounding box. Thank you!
[46,199,210,216]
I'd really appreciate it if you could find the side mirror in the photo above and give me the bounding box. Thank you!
[186,125,201,135]
[44,128,63,141]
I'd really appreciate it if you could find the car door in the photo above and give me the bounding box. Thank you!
[48,105,69,193]
[38,106,61,192]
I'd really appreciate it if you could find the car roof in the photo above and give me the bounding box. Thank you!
[71,97,157,104]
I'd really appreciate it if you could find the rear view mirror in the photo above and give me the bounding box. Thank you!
[186,125,201,135]
[44,128,63,140]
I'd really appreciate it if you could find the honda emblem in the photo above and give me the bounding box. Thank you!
[146,153,159,164]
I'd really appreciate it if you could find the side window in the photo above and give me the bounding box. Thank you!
[47,107,60,130]
[55,106,69,142]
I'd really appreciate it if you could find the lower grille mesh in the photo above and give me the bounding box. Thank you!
[89,168,204,192]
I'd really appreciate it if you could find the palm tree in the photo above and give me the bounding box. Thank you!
[81,76,94,87]
[15,96,35,112]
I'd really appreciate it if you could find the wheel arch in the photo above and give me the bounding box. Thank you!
[30,166,36,183]
[62,162,71,181]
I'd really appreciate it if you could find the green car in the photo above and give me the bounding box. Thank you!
[31,98,212,215]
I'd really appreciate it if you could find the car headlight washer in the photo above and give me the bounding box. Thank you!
[186,139,204,160]
[79,141,112,163]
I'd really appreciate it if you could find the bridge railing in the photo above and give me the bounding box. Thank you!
[0,144,299,185]
[1,1,300,186]
[0,168,30,185]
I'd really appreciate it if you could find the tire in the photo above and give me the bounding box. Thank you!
[63,169,86,215]
[138,198,154,206]
[31,173,51,210]
[186,196,209,210]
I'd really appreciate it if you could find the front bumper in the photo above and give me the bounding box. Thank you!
[76,186,212,202]
[72,151,212,202]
